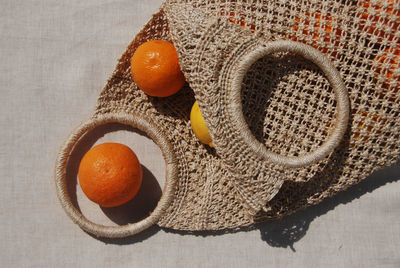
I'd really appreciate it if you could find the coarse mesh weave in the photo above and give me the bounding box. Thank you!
[93,0,399,231]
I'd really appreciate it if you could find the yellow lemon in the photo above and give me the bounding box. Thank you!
[190,101,213,147]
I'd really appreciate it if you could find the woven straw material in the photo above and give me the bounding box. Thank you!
[57,0,400,234]
[54,114,179,238]
[94,10,260,231]
[161,0,400,222]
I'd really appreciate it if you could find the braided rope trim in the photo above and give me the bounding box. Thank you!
[227,40,350,168]
[54,113,178,238]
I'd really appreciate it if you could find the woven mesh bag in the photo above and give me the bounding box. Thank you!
[55,0,400,238]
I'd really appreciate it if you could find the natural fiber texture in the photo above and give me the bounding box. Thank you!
[57,0,400,235]
[161,0,400,224]
[227,40,350,168]
[94,9,264,231]
[54,113,178,238]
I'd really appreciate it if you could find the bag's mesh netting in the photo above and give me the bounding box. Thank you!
[94,0,399,231]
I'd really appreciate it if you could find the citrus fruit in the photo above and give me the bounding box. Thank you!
[357,0,399,42]
[78,143,143,207]
[374,47,399,100]
[190,101,213,147]
[223,11,256,31]
[130,40,185,97]
[353,112,386,141]
[291,11,342,56]
[375,47,399,82]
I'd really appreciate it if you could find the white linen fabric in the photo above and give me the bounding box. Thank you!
[0,0,399,267]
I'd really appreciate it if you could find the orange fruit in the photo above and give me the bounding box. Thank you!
[374,47,400,100]
[353,112,386,141]
[357,0,399,42]
[223,11,256,31]
[78,143,143,207]
[130,40,185,97]
[322,111,385,142]
[291,11,342,56]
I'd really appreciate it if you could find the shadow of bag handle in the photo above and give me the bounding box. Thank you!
[227,40,350,168]
[54,113,178,238]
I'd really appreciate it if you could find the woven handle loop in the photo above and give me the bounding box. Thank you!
[229,40,350,168]
[54,113,178,238]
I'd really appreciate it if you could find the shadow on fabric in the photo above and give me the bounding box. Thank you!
[64,122,163,244]
[67,121,398,245]
[256,162,400,251]
[91,162,399,246]
[160,162,399,250]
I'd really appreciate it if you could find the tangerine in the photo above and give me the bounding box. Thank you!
[291,11,342,56]
[223,11,256,31]
[130,40,185,97]
[374,47,400,100]
[357,0,399,42]
[78,143,143,207]
[353,111,386,141]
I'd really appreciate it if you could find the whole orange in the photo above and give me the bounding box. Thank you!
[130,40,185,97]
[78,143,143,207]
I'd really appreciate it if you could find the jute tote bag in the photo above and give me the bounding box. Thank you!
[55,0,400,237]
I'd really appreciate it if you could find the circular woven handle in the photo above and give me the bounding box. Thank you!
[54,113,178,238]
[228,40,350,168]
